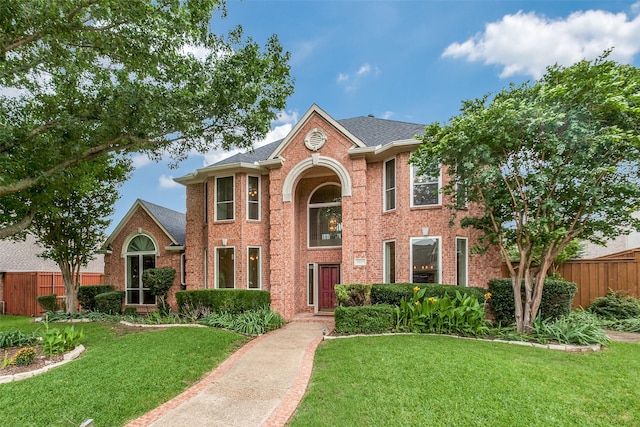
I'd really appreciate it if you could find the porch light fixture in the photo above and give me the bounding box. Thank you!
[328,213,338,233]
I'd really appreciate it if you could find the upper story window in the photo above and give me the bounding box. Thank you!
[411,165,440,206]
[247,175,260,221]
[309,184,342,247]
[203,181,208,223]
[384,158,396,211]
[216,176,234,221]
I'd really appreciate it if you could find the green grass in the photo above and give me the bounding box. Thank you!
[0,315,247,426]
[290,335,640,426]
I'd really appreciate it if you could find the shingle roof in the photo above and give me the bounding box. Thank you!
[208,115,426,167]
[139,200,186,246]
[0,234,104,273]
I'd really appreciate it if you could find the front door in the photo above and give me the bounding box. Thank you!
[319,264,340,311]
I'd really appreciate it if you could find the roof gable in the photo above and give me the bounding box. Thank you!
[105,199,186,247]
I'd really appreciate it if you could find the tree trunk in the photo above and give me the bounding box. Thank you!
[59,261,80,314]
[511,257,526,333]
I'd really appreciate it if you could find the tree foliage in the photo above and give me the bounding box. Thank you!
[142,267,177,315]
[411,51,640,332]
[0,0,293,238]
[30,155,130,313]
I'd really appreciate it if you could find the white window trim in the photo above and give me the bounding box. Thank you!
[247,246,262,289]
[410,236,442,284]
[215,175,235,222]
[456,237,469,287]
[307,263,317,308]
[383,239,396,283]
[410,164,442,207]
[246,175,261,221]
[203,249,208,289]
[383,158,396,212]
[123,234,158,306]
[215,245,236,289]
[204,181,208,224]
[307,182,342,249]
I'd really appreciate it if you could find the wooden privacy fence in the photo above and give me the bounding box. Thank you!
[2,272,104,317]
[503,249,640,309]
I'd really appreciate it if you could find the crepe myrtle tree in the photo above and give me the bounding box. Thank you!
[411,51,640,332]
[0,0,293,239]
[30,155,130,314]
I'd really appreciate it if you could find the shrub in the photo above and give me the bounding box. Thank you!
[335,284,372,307]
[142,267,176,315]
[370,283,485,306]
[77,284,115,311]
[14,347,37,366]
[531,310,610,346]
[588,290,640,320]
[488,278,577,325]
[334,305,396,334]
[176,289,270,314]
[94,291,125,315]
[123,307,138,317]
[601,318,640,333]
[199,308,284,336]
[37,294,59,312]
[395,288,489,337]
[0,330,39,349]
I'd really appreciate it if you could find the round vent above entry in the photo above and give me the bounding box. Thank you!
[304,128,327,151]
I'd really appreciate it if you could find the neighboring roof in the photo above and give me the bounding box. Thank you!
[175,105,426,185]
[105,199,186,248]
[0,234,104,273]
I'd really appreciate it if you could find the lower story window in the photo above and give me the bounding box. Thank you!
[456,237,468,287]
[126,254,156,305]
[248,247,261,289]
[307,264,315,306]
[384,240,396,283]
[411,237,440,284]
[216,247,235,289]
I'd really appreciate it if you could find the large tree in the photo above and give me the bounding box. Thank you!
[411,52,640,332]
[30,156,130,313]
[0,0,293,238]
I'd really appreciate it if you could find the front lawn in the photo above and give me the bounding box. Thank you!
[0,316,247,426]
[290,335,640,426]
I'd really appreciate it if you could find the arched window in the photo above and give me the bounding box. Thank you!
[308,184,342,247]
[126,235,157,305]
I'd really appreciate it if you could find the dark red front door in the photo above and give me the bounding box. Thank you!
[319,264,340,310]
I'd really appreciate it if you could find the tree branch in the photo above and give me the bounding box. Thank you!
[0,210,34,239]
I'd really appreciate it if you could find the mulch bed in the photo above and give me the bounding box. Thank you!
[1,345,64,377]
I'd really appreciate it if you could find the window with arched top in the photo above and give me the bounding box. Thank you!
[126,235,157,305]
[308,184,342,247]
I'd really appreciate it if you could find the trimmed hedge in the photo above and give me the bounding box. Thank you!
[176,289,271,314]
[370,283,486,306]
[488,278,577,325]
[37,294,59,312]
[78,284,115,311]
[334,305,396,334]
[95,291,125,315]
[335,284,372,306]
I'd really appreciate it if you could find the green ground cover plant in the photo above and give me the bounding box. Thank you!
[290,335,640,427]
[0,316,247,426]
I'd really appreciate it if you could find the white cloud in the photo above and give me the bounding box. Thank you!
[381,111,394,120]
[633,1,640,14]
[337,63,381,92]
[443,8,640,79]
[131,153,154,169]
[158,174,181,189]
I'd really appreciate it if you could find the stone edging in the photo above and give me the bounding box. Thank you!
[119,321,207,328]
[0,345,86,384]
[325,333,601,352]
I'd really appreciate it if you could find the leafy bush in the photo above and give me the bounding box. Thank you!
[37,294,59,312]
[0,329,39,349]
[335,284,372,307]
[395,288,489,337]
[488,278,577,325]
[199,308,284,336]
[370,283,485,306]
[177,289,270,314]
[14,347,37,366]
[334,305,396,334]
[600,318,640,333]
[588,290,640,320]
[123,307,138,316]
[94,291,125,315]
[181,303,212,323]
[531,310,610,346]
[42,325,84,356]
[142,267,176,315]
[77,284,115,311]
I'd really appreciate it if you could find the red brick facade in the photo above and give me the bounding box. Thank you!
[177,106,502,319]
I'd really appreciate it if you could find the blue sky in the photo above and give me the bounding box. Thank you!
[109,0,640,232]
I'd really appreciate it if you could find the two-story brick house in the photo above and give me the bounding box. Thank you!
[105,105,502,318]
